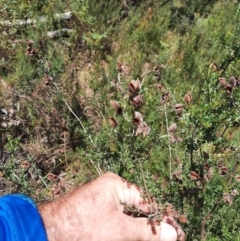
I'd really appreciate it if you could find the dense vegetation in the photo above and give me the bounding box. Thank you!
[1,0,240,240]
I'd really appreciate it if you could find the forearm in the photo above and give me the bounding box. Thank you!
[38,190,84,241]
[38,182,102,241]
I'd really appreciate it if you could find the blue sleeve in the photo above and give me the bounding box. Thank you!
[0,194,48,241]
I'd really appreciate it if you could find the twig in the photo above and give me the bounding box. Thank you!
[204,215,216,241]
[38,175,49,189]
[53,82,86,132]
[90,160,101,176]
[53,82,94,143]
[201,200,219,241]
[220,126,228,137]
[164,103,172,179]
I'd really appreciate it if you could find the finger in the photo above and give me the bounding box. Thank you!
[162,215,186,241]
[101,172,151,213]
[99,173,185,240]
[108,211,178,241]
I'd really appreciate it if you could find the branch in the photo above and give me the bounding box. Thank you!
[0,12,73,27]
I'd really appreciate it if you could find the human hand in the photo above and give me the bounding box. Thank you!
[38,172,185,241]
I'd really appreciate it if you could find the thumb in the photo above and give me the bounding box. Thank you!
[117,213,178,241]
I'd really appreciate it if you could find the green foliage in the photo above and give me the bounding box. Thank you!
[1,0,240,240]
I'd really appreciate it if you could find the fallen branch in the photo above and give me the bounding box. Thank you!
[47,29,74,39]
[0,12,72,27]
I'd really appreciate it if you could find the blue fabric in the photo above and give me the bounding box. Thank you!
[0,194,48,241]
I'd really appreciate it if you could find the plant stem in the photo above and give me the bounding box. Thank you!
[53,82,93,143]
[164,103,172,179]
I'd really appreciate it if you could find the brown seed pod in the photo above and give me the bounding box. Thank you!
[218,77,227,87]
[20,161,31,170]
[147,7,153,20]
[135,122,150,137]
[211,62,219,72]
[143,123,151,137]
[157,83,165,92]
[45,61,52,68]
[231,189,239,196]
[178,214,188,224]
[236,78,240,87]
[154,64,164,77]
[133,111,143,126]
[117,62,124,73]
[109,117,117,128]
[26,39,34,46]
[189,171,200,181]
[135,124,144,136]
[223,193,233,205]
[218,165,228,175]
[225,84,233,94]
[235,175,240,182]
[229,76,237,87]
[165,204,178,217]
[169,123,177,133]
[43,75,53,85]
[110,100,123,115]
[207,167,213,181]
[174,103,184,117]
[161,91,171,103]
[175,103,185,110]
[47,173,59,182]
[130,95,143,108]
[170,135,182,143]
[128,79,141,94]
[173,170,182,181]
[184,92,192,105]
